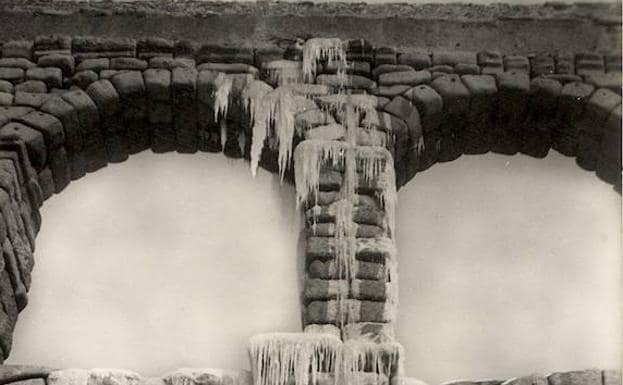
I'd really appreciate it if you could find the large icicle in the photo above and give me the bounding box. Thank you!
[242,80,274,176]
[249,333,342,385]
[302,38,347,82]
[213,72,233,122]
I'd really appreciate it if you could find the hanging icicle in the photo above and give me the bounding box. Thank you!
[294,140,347,207]
[341,341,404,385]
[316,94,378,117]
[242,80,274,176]
[302,38,347,82]
[213,72,233,122]
[249,333,342,385]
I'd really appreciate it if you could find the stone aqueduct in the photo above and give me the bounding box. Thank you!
[0,2,619,385]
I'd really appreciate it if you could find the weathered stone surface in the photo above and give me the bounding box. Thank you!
[304,278,348,301]
[76,58,110,72]
[576,52,605,76]
[375,46,397,66]
[455,63,481,75]
[172,67,198,153]
[0,68,24,84]
[0,122,47,171]
[0,93,13,107]
[15,81,47,94]
[39,96,86,180]
[111,71,149,153]
[372,64,414,79]
[398,50,431,70]
[378,70,430,86]
[478,50,503,74]
[0,365,53,385]
[316,74,376,92]
[504,56,530,73]
[26,67,62,89]
[433,50,477,66]
[547,370,601,385]
[602,370,622,385]
[501,375,547,385]
[492,71,530,155]
[2,41,33,60]
[309,259,386,281]
[38,54,75,76]
[531,52,555,77]
[61,88,108,171]
[0,59,36,70]
[2,237,28,311]
[70,70,99,90]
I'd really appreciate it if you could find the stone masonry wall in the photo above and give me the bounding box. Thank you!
[0,2,618,384]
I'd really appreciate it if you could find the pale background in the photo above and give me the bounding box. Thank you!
[5,149,621,385]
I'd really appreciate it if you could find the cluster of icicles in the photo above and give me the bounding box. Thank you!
[214,36,399,335]
[249,333,404,385]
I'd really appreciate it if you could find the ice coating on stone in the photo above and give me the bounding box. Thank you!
[263,60,303,87]
[48,369,90,385]
[249,333,342,385]
[302,38,347,82]
[342,341,404,385]
[88,369,142,385]
[294,140,347,207]
[163,368,252,385]
[316,94,378,114]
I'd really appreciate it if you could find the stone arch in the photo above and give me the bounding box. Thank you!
[0,34,618,385]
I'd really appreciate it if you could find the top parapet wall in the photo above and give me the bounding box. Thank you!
[0,1,620,54]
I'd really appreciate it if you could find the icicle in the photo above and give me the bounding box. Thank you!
[341,341,404,385]
[249,333,342,385]
[302,38,347,82]
[294,140,347,207]
[213,72,233,122]
[242,80,274,176]
[316,94,378,116]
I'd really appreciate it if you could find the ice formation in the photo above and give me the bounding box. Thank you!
[249,333,342,385]
[341,341,404,385]
[302,38,347,82]
[263,60,303,87]
[163,368,252,385]
[213,72,233,122]
[294,140,347,207]
[249,334,404,385]
[242,80,274,176]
